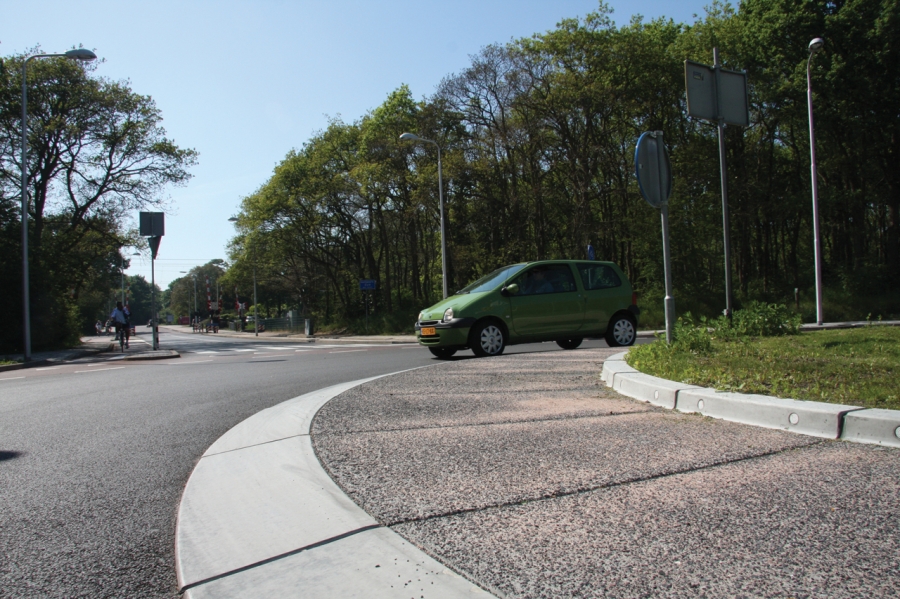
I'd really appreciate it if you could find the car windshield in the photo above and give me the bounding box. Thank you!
[456,264,527,295]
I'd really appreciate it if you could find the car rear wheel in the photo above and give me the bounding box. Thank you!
[469,321,506,357]
[556,338,583,350]
[605,314,636,347]
[428,347,457,359]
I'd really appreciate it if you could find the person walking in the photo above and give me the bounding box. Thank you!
[110,301,131,349]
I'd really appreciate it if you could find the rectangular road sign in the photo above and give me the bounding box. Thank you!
[359,279,376,290]
[685,60,749,127]
[139,212,165,236]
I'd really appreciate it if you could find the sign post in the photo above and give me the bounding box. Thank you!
[635,131,675,344]
[359,279,376,333]
[140,212,164,350]
[685,49,749,319]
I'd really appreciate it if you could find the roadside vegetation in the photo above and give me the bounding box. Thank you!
[4,1,897,346]
[626,304,900,410]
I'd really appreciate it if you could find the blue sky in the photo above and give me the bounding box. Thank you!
[3,0,708,287]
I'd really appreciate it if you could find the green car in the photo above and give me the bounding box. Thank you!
[415,260,639,358]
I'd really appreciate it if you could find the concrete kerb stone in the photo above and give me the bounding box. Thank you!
[176,365,493,599]
[676,388,862,440]
[842,409,900,448]
[602,348,900,445]
[599,353,634,386]
[613,372,702,409]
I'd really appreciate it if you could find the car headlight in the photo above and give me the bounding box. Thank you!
[418,311,424,322]
[442,308,454,323]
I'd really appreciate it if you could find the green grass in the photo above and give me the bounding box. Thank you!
[626,326,900,410]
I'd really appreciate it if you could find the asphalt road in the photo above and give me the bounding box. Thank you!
[0,327,622,598]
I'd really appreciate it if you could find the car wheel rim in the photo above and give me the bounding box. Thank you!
[480,325,503,354]
[614,320,634,345]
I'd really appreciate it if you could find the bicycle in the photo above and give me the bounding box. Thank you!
[116,323,130,352]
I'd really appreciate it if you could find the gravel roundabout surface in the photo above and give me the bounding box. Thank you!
[311,347,899,598]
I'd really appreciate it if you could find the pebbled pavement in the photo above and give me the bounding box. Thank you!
[311,348,900,598]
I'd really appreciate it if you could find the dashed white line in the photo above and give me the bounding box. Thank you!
[75,367,125,373]
[0,376,25,381]
[329,349,367,354]
[35,366,62,370]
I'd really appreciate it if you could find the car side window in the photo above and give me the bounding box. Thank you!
[512,264,578,296]
[577,263,622,290]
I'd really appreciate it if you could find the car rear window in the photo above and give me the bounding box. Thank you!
[576,263,622,290]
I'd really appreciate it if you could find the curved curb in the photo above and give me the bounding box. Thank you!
[175,370,496,599]
[602,351,900,448]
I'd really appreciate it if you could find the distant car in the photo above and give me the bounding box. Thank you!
[415,260,639,358]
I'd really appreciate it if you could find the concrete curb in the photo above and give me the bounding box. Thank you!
[0,343,114,372]
[175,369,495,598]
[601,350,900,448]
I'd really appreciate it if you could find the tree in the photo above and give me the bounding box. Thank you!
[0,49,197,351]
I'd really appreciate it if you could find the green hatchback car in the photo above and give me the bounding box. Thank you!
[415,260,639,358]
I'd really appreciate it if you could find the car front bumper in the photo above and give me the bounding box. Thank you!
[415,318,475,347]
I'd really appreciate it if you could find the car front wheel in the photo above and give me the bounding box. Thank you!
[556,338,583,350]
[469,321,506,357]
[428,347,457,359]
[605,314,636,347]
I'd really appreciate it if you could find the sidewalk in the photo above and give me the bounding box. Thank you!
[176,347,899,598]
[0,335,114,372]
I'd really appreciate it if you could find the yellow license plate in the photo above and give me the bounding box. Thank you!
[421,327,437,336]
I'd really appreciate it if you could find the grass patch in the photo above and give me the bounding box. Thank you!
[626,325,900,410]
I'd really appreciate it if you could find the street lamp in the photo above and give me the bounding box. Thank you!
[807,37,825,325]
[20,48,97,360]
[400,132,449,299]
[123,251,140,305]
[229,217,258,336]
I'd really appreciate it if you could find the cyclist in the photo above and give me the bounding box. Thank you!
[110,301,131,349]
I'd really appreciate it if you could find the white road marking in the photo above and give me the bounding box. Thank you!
[169,360,214,365]
[0,376,25,381]
[35,366,62,370]
[329,349,367,354]
[231,349,256,352]
[75,367,125,373]
[195,351,219,354]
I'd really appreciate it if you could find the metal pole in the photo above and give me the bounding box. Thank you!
[807,52,825,325]
[21,57,35,361]
[121,256,126,304]
[151,256,158,350]
[714,48,734,319]
[253,265,258,336]
[436,144,448,299]
[653,131,675,344]
[661,204,675,344]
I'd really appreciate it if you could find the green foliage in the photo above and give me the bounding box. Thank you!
[225,2,898,334]
[0,49,196,352]
[712,301,803,339]
[627,326,900,410]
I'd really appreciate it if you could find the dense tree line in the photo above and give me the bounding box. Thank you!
[222,0,897,330]
[0,49,195,353]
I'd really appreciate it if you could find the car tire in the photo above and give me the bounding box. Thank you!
[556,338,583,350]
[428,347,457,359]
[605,314,636,347]
[469,320,506,357]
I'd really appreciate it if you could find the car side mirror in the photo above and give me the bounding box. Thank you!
[502,283,519,296]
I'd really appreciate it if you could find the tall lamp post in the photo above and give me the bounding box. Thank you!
[807,37,825,325]
[122,251,140,304]
[229,217,259,336]
[20,48,97,360]
[400,132,449,299]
